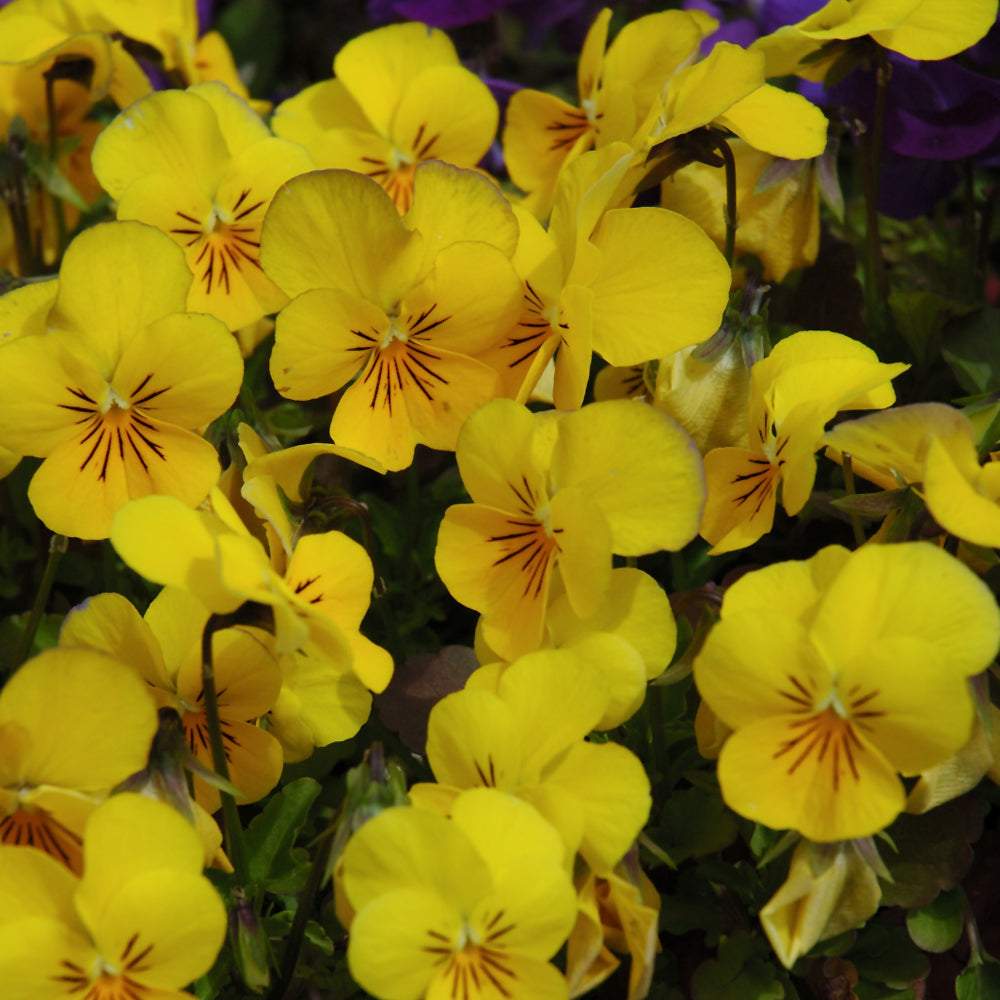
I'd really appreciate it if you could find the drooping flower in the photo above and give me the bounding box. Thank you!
[693,542,1000,841]
[659,137,822,282]
[566,852,661,1000]
[61,589,284,813]
[0,792,227,1000]
[0,221,242,539]
[435,397,704,660]
[341,788,577,1000]
[0,647,158,875]
[699,329,907,553]
[271,21,498,213]
[262,162,523,471]
[92,83,313,331]
[409,649,651,874]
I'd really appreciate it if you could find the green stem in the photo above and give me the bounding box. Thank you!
[862,48,890,336]
[713,135,738,269]
[842,454,866,548]
[647,683,668,783]
[11,533,67,672]
[977,401,1000,463]
[200,613,252,886]
[4,133,37,276]
[44,73,68,256]
[270,824,337,1000]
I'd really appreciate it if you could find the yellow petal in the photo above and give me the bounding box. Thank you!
[716,84,828,159]
[870,0,999,59]
[700,447,778,553]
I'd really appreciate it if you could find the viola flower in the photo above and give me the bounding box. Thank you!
[271,21,498,213]
[503,6,717,216]
[410,649,651,874]
[0,793,227,999]
[478,144,731,407]
[700,330,907,553]
[0,221,242,540]
[435,397,704,660]
[760,838,881,968]
[566,853,661,1000]
[61,589,284,813]
[110,488,393,696]
[752,0,999,77]
[92,83,314,331]
[341,789,577,1000]
[659,137,822,282]
[693,542,1000,841]
[822,402,1000,547]
[0,648,158,875]
[261,162,523,471]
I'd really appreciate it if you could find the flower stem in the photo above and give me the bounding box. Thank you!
[201,613,252,886]
[862,48,890,337]
[713,135,738,269]
[11,533,67,672]
[842,454,866,547]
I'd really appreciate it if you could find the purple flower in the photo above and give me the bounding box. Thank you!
[366,0,589,32]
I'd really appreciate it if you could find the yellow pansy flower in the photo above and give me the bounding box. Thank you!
[0,647,158,875]
[61,589,284,813]
[262,163,523,471]
[410,649,651,875]
[272,21,497,213]
[700,330,906,553]
[0,793,226,999]
[342,789,577,1000]
[823,402,1000,548]
[752,0,999,79]
[0,222,242,539]
[660,139,822,282]
[92,83,313,331]
[436,398,704,661]
[566,855,661,1000]
[476,145,731,408]
[694,542,1000,842]
[503,6,716,217]
[110,487,392,695]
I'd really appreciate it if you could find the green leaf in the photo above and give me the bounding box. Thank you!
[944,308,1000,395]
[889,291,972,368]
[691,932,785,1000]
[656,788,738,864]
[880,797,984,908]
[956,959,1000,1000]
[852,925,930,990]
[23,143,88,210]
[906,887,966,953]
[244,777,321,888]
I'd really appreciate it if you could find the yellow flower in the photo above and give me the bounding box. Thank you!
[694,542,1000,841]
[660,139,821,282]
[262,162,522,471]
[566,855,661,1000]
[272,22,497,213]
[476,145,732,408]
[341,789,577,1000]
[700,330,906,553]
[753,0,1000,78]
[823,402,1000,547]
[0,222,242,539]
[0,793,226,999]
[502,6,717,217]
[0,648,158,875]
[410,649,651,874]
[110,487,392,695]
[61,589,284,813]
[436,398,704,660]
[760,838,881,968]
[92,83,313,331]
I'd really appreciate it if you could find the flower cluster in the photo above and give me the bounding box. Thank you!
[2,0,1000,998]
